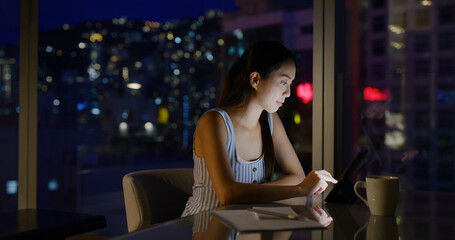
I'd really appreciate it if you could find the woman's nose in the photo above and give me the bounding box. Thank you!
[284,85,291,97]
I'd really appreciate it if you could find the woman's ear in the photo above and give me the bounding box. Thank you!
[249,72,261,90]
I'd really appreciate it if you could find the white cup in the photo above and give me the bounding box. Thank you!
[354,176,399,216]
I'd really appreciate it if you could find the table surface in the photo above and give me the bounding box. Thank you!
[111,191,455,240]
[0,208,106,240]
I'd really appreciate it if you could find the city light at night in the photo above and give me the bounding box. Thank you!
[296,83,313,104]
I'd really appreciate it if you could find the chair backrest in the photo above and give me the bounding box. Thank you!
[122,168,193,232]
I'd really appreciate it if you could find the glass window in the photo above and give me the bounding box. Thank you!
[372,39,385,55]
[37,1,314,236]
[439,5,454,25]
[415,59,430,77]
[0,0,19,211]
[338,0,455,195]
[439,32,453,50]
[414,33,430,53]
[415,9,431,27]
[372,15,386,32]
[415,85,430,103]
[438,110,453,128]
[372,0,386,9]
[437,135,453,158]
[437,162,453,181]
[371,63,385,80]
[415,110,430,128]
[392,12,407,28]
[439,58,453,77]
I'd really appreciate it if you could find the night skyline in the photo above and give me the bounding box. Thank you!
[0,0,238,44]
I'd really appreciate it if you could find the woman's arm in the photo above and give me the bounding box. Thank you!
[194,111,306,205]
[263,113,306,186]
[265,113,337,193]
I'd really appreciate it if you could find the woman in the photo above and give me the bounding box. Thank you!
[182,41,337,217]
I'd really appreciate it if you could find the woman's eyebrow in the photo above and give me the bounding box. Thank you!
[280,73,293,80]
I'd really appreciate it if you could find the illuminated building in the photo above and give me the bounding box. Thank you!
[363,0,455,191]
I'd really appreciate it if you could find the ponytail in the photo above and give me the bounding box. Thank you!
[260,111,275,181]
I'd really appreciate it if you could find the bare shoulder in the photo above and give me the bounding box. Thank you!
[194,110,227,156]
[197,110,225,131]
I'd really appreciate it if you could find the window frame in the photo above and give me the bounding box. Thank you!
[18,0,38,210]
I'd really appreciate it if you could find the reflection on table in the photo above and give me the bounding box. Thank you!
[111,191,455,240]
[0,209,106,240]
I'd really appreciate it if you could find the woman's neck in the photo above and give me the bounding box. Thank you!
[224,101,263,130]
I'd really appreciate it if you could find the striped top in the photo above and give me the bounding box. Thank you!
[181,108,273,217]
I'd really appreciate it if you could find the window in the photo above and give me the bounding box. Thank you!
[439,5,454,25]
[415,85,430,103]
[438,110,454,128]
[438,162,453,181]
[392,12,407,28]
[32,1,315,236]
[414,33,430,53]
[339,0,455,194]
[415,111,430,128]
[372,16,386,32]
[372,0,386,8]
[415,134,430,153]
[415,9,431,27]
[371,63,385,80]
[439,58,453,76]
[415,59,430,77]
[372,39,385,55]
[437,136,454,157]
[0,0,19,212]
[439,32,453,50]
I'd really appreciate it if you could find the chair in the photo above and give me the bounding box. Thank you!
[122,168,193,232]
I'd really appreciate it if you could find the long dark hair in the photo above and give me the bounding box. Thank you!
[218,41,297,181]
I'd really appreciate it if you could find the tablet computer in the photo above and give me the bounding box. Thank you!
[324,150,368,204]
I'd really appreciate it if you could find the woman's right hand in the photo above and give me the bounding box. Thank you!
[298,170,338,196]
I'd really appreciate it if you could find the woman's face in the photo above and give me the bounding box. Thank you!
[253,59,296,113]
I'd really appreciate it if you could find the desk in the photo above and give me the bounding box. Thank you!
[112,191,455,240]
[0,209,106,240]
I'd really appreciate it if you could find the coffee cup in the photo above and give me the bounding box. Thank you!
[354,176,399,216]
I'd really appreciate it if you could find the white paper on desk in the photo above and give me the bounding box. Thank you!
[212,207,325,232]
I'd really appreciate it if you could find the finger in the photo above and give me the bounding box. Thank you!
[318,171,338,183]
[315,174,337,184]
[315,170,338,183]
[316,182,328,195]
